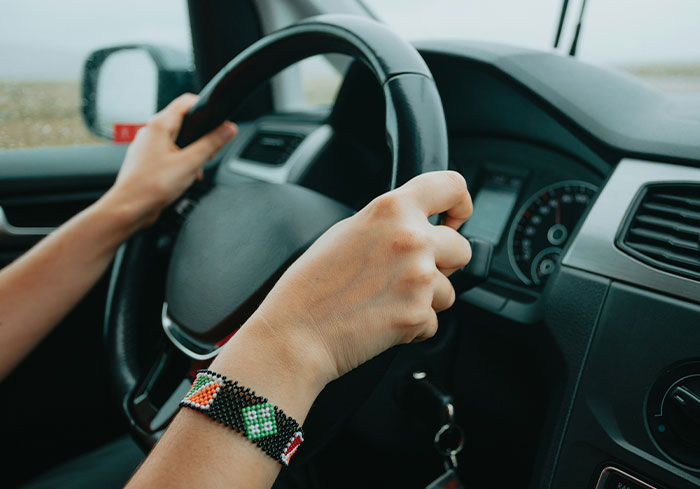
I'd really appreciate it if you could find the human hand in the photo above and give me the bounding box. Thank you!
[245,171,473,390]
[103,93,237,229]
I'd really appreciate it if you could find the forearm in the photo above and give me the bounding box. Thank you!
[127,170,472,488]
[126,318,326,489]
[0,95,236,381]
[0,191,139,379]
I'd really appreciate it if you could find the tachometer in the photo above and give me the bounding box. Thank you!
[508,180,598,286]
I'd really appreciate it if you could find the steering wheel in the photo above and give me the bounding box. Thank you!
[104,14,448,461]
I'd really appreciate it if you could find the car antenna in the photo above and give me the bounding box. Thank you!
[553,0,570,48]
[568,0,589,56]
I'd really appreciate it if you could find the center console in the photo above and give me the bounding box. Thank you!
[543,159,700,489]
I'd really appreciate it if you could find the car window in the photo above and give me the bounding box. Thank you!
[0,0,192,151]
[272,54,348,113]
[362,0,700,98]
[298,56,346,108]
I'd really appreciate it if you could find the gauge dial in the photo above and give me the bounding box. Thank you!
[508,180,598,286]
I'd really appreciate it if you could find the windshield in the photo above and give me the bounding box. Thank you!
[362,0,700,95]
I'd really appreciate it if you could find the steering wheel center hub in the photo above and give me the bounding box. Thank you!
[164,182,353,349]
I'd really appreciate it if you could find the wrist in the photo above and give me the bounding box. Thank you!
[75,191,144,254]
[209,314,329,423]
[95,186,156,236]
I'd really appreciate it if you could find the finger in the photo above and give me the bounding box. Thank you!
[431,225,472,276]
[179,121,237,167]
[149,93,198,137]
[412,309,439,342]
[402,171,473,230]
[432,272,456,313]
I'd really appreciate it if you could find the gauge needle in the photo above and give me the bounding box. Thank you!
[556,191,562,225]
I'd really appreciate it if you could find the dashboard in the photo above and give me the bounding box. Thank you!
[218,125,604,324]
[214,39,700,489]
[449,137,602,322]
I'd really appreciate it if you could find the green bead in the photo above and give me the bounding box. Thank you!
[242,403,278,440]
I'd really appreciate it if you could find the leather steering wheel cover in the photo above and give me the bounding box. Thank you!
[176,14,448,186]
[105,228,169,408]
[105,14,449,453]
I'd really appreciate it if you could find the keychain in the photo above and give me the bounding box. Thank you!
[426,413,466,488]
[425,392,466,487]
[406,371,467,489]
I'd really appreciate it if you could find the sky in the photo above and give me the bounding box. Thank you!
[0,0,192,80]
[0,0,698,81]
[366,0,700,65]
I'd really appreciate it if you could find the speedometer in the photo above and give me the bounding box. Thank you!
[508,180,598,286]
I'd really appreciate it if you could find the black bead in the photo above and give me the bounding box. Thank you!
[182,370,303,466]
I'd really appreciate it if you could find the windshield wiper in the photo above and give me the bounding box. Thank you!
[553,0,589,56]
[553,0,570,48]
[569,0,588,56]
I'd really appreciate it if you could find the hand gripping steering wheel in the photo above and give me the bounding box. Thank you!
[104,14,448,462]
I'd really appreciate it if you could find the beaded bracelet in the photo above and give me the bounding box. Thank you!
[179,369,304,466]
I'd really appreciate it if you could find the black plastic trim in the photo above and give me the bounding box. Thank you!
[187,0,272,121]
[416,40,700,167]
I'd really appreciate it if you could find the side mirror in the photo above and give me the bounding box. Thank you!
[81,44,196,141]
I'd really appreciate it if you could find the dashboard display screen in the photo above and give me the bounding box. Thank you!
[461,184,519,245]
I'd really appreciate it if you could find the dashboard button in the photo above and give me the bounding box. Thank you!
[647,361,700,469]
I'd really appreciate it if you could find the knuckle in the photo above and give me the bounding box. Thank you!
[401,262,438,289]
[168,93,197,111]
[402,172,425,189]
[212,130,230,148]
[197,136,217,154]
[391,227,429,254]
[423,315,439,338]
[444,170,467,192]
[147,114,167,131]
[131,125,149,142]
[398,304,431,329]
[369,192,403,218]
[149,180,171,202]
[433,277,456,313]
[398,307,437,343]
[177,92,197,103]
[417,265,439,286]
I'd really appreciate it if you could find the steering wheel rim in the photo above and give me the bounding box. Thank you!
[104,14,449,458]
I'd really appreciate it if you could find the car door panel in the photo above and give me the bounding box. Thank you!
[0,144,127,488]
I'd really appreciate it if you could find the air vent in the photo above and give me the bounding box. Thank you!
[617,184,700,281]
[239,131,305,166]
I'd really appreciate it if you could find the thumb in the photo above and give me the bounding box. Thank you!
[179,121,237,167]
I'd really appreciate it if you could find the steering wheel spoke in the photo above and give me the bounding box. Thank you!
[126,341,191,445]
